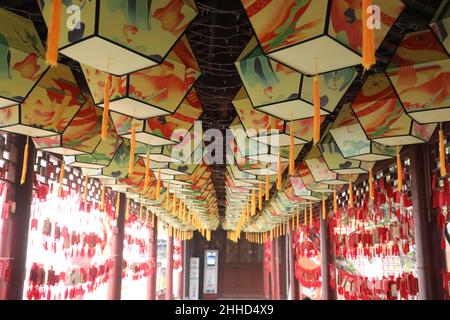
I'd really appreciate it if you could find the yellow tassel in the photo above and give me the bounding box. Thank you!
[144,147,150,189]
[362,0,376,71]
[101,186,105,211]
[178,199,183,217]
[349,176,354,208]
[309,202,313,226]
[397,146,403,193]
[83,176,88,202]
[156,168,161,200]
[128,124,136,175]
[369,164,374,199]
[439,124,447,177]
[116,193,120,219]
[289,127,295,175]
[313,59,320,145]
[165,183,170,211]
[58,161,65,197]
[333,188,337,214]
[258,181,263,211]
[101,74,111,140]
[172,193,177,215]
[296,210,300,228]
[45,0,62,66]
[20,136,29,185]
[251,189,256,216]
[265,174,270,201]
[125,198,130,221]
[277,149,282,191]
[304,207,307,225]
[322,194,326,220]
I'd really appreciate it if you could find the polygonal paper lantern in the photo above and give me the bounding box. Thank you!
[233,86,323,147]
[319,134,370,175]
[386,28,450,123]
[39,0,198,75]
[352,73,437,146]
[0,64,85,137]
[111,87,202,145]
[289,176,321,201]
[235,37,357,120]
[227,165,256,188]
[33,99,104,156]
[330,103,397,161]
[0,9,48,108]
[241,0,404,75]
[81,35,200,118]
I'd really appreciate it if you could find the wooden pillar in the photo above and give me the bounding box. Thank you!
[287,233,297,300]
[107,192,126,300]
[270,237,280,300]
[176,240,184,300]
[410,144,447,300]
[263,250,270,300]
[165,234,173,300]
[183,239,190,300]
[147,218,158,300]
[2,135,36,300]
[320,213,337,300]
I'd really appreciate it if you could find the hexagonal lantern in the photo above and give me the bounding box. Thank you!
[330,103,397,161]
[305,145,359,186]
[33,99,104,156]
[232,86,324,147]
[0,64,85,137]
[297,161,332,193]
[39,0,198,75]
[241,0,404,75]
[319,133,370,175]
[0,8,48,108]
[81,35,200,118]
[352,73,437,146]
[386,27,450,124]
[235,37,357,121]
[289,176,322,201]
[111,87,203,145]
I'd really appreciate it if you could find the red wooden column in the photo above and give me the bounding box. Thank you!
[409,144,447,300]
[165,234,174,300]
[2,135,36,300]
[147,218,158,300]
[263,249,270,300]
[270,236,280,300]
[107,192,126,300]
[176,240,184,300]
[287,233,297,300]
[320,211,337,300]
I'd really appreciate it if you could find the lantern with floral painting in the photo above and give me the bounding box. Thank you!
[39,0,198,75]
[235,37,357,121]
[352,73,437,146]
[240,0,404,75]
[80,35,200,118]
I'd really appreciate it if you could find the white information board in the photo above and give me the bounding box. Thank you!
[189,257,200,300]
[203,250,219,294]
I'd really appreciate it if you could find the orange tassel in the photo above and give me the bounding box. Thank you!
[349,176,354,208]
[333,188,337,214]
[362,0,376,71]
[172,193,177,215]
[45,0,62,66]
[83,176,88,202]
[58,161,65,197]
[313,59,320,145]
[144,147,150,189]
[304,207,307,225]
[289,127,295,175]
[251,189,256,216]
[152,212,156,228]
[101,74,111,140]
[128,124,136,175]
[397,146,403,193]
[258,181,263,210]
[165,183,170,210]
[369,164,374,199]
[265,174,270,201]
[322,194,326,220]
[309,202,313,226]
[439,124,447,177]
[156,168,161,200]
[20,136,29,185]
[125,198,130,221]
[116,193,120,219]
[277,149,282,190]
[101,186,105,211]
